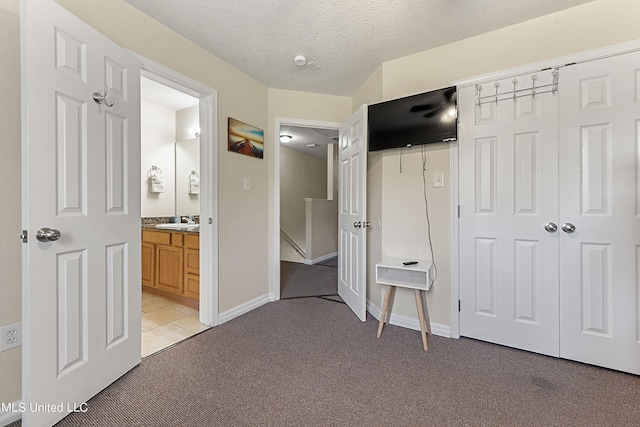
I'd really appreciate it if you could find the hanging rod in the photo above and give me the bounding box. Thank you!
[475,69,559,106]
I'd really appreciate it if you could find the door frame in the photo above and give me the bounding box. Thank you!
[136,54,219,326]
[450,38,640,340]
[270,117,343,301]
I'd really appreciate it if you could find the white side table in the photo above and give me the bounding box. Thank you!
[375,258,434,351]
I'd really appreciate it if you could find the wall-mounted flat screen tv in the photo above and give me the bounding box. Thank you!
[368,86,457,152]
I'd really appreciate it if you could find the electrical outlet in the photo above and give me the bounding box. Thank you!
[0,322,22,351]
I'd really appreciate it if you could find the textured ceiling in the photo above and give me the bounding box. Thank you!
[280,126,338,159]
[125,0,594,96]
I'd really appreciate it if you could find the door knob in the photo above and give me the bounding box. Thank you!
[561,223,576,233]
[364,221,371,228]
[353,221,361,229]
[544,222,558,233]
[36,227,61,242]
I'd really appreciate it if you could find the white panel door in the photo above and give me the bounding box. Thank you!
[338,105,368,321]
[22,1,141,425]
[459,71,561,356]
[558,53,640,374]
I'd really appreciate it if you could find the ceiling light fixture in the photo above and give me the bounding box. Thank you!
[305,143,319,148]
[280,134,292,143]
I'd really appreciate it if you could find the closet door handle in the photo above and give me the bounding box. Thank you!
[544,222,557,233]
[561,223,576,233]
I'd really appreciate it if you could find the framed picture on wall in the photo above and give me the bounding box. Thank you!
[228,117,264,159]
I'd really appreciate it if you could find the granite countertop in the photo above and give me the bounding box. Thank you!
[140,217,200,234]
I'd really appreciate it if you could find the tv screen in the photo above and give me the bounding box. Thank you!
[368,86,457,152]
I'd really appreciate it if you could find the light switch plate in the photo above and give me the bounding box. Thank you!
[243,177,251,191]
[434,172,445,188]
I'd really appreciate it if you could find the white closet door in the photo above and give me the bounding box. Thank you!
[459,72,561,356]
[558,53,640,374]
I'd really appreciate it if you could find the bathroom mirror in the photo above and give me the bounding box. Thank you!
[175,137,200,216]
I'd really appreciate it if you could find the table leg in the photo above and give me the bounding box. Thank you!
[377,285,393,338]
[386,286,396,325]
[420,290,432,335]
[414,289,429,351]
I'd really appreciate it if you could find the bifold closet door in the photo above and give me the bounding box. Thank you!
[458,71,561,356]
[558,52,640,375]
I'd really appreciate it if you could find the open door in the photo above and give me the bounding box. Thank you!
[22,1,141,425]
[338,105,368,321]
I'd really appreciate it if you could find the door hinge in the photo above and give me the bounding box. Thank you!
[458,300,461,312]
[20,230,28,243]
[208,217,213,225]
[458,205,461,218]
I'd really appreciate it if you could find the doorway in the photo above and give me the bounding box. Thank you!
[279,124,339,300]
[273,118,342,301]
[138,59,219,356]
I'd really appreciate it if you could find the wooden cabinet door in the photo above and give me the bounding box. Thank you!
[184,273,200,300]
[184,248,200,275]
[155,245,184,294]
[141,242,155,287]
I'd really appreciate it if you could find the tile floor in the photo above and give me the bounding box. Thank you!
[141,292,209,357]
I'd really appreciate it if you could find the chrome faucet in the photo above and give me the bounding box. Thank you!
[182,215,196,224]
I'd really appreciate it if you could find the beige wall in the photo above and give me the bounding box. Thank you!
[56,0,271,313]
[267,88,351,293]
[352,65,384,110]
[306,199,338,262]
[7,0,640,407]
[360,0,640,329]
[0,0,21,405]
[383,0,640,100]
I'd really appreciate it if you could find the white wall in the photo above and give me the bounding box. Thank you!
[0,0,22,406]
[176,105,200,216]
[141,100,176,217]
[176,105,199,141]
[175,138,200,216]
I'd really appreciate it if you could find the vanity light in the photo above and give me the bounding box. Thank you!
[280,134,292,143]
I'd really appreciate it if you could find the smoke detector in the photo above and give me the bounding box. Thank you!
[293,54,321,71]
[293,55,307,66]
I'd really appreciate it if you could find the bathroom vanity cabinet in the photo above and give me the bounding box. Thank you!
[142,229,199,309]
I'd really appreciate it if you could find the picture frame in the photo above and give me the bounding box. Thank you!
[228,117,264,159]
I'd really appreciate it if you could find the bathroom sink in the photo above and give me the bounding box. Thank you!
[155,223,199,230]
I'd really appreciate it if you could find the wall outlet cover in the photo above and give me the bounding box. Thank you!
[0,322,22,352]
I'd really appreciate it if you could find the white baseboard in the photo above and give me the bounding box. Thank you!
[0,401,22,427]
[218,293,271,325]
[367,300,451,338]
[304,251,337,265]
